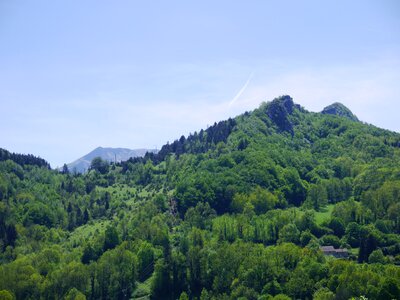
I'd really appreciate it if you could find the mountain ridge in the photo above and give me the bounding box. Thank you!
[66,147,157,173]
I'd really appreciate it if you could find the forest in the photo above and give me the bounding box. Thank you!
[1,96,400,300]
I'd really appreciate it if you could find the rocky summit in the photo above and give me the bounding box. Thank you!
[321,102,359,122]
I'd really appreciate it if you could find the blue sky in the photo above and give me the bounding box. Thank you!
[1,0,399,167]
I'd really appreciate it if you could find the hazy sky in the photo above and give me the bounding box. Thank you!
[1,0,399,167]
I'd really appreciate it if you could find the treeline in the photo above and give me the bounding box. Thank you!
[121,118,236,166]
[0,148,50,169]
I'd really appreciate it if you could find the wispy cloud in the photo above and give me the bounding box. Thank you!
[226,58,400,132]
[3,57,399,168]
[229,72,253,108]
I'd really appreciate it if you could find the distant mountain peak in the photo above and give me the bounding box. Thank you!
[321,102,359,122]
[65,147,157,173]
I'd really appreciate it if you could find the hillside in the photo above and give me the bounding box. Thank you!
[66,147,157,173]
[1,96,400,300]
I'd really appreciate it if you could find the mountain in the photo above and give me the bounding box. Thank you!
[66,147,157,173]
[321,102,359,121]
[1,96,400,300]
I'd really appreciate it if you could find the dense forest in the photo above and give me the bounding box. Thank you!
[1,96,400,300]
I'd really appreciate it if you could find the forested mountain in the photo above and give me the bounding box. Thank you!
[0,148,50,169]
[65,147,157,173]
[1,96,400,300]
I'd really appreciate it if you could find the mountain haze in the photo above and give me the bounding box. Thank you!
[66,147,157,173]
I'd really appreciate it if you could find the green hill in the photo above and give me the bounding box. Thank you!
[1,96,400,300]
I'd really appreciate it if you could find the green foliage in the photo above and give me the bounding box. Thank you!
[103,225,120,251]
[90,157,109,174]
[278,224,300,244]
[313,287,335,300]
[137,241,155,281]
[1,97,400,299]
[64,288,86,300]
[179,291,189,300]
[0,290,13,300]
[96,244,137,299]
[368,249,386,264]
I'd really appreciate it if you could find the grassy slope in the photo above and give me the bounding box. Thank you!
[315,204,335,225]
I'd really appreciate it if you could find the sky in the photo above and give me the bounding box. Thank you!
[1,0,399,168]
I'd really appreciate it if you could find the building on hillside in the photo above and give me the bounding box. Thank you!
[320,246,349,258]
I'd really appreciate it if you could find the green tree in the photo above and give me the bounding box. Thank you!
[179,291,189,300]
[81,244,97,265]
[278,224,300,244]
[358,226,379,263]
[103,225,120,251]
[313,287,335,300]
[151,259,171,299]
[137,242,154,281]
[90,157,109,174]
[250,187,278,214]
[368,249,386,264]
[64,288,86,300]
[61,164,70,174]
[305,183,327,210]
[262,280,282,296]
[200,288,211,300]
[328,217,345,238]
[0,290,13,300]
[96,245,137,300]
[378,277,400,300]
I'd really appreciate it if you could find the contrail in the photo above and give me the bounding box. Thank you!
[229,72,254,108]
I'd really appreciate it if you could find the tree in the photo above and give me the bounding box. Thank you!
[313,288,335,300]
[96,245,137,299]
[328,217,345,238]
[300,230,316,247]
[81,244,97,264]
[103,225,120,251]
[151,259,171,299]
[179,291,189,300]
[345,222,361,248]
[272,294,291,300]
[61,164,70,175]
[64,288,86,300]
[305,184,327,210]
[378,277,400,300]
[45,261,89,299]
[137,242,154,281]
[90,157,109,174]
[358,226,379,263]
[368,249,386,264]
[281,168,308,206]
[200,289,211,300]
[184,202,216,229]
[0,290,13,300]
[171,250,187,299]
[278,224,300,244]
[320,235,341,249]
[83,209,90,224]
[262,280,282,296]
[249,187,278,214]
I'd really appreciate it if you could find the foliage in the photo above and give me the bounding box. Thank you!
[1,96,400,299]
